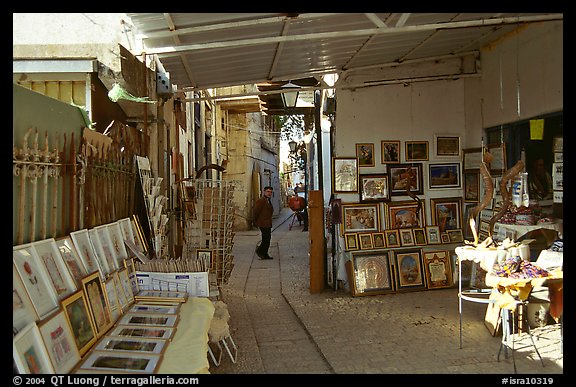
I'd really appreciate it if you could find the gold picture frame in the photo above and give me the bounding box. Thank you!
[381,140,401,164]
[405,141,429,161]
[344,233,359,251]
[393,249,426,292]
[61,290,98,356]
[386,201,425,229]
[81,272,114,338]
[384,229,401,248]
[430,197,463,234]
[423,250,453,289]
[399,229,415,247]
[356,143,375,167]
[341,203,380,235]
[350,251,395,296]
[372,232,386,248]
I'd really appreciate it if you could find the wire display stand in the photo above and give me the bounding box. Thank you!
[181,178,238,287]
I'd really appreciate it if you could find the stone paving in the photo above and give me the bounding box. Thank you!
[212,208,564,376]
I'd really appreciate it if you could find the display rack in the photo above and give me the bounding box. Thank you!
[135,156,168,258]
[181,178,238,286]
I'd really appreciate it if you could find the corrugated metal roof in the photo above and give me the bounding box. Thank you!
[125,12,562,113]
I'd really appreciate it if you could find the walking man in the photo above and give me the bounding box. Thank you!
[254,186,274,259]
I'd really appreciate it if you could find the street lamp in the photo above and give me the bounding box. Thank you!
[288,140,298,153]
[281,81,300,108]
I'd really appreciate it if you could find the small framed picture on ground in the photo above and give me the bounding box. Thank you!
[423,250,453,289]
[392,249,426,292]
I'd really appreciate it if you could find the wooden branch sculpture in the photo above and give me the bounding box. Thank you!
[469,150,494,245]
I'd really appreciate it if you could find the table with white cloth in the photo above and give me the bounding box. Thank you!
[157,297,215,374]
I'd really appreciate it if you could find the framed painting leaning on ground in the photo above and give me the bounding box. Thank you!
[350,251,395,296]
[38,309,81,374]
[392,249,426,292]
[13,322,55,374]
[81,272,114,338]
[61,290,98,357]
[422,250,453,289]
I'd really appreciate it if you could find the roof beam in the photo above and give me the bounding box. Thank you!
[142,14,563,57]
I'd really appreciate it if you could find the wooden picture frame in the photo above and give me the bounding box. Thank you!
[31,238,77,301]
[344,233,359,251]
[425,226,441,245]
[118,312,179,328]
[399,229,415,247]
[423,250,453,289]
[463,147,483,171]
[356,143,375,167]
[61,290,98,356]
[81,272,114,338]
[94,336,168,355]
[381,230,399,248]
[389,163,424,196]
[413,228,427,246]
[78,350,162,373]
[488,143,506,174]
[372,232,386,248]
[55,236,88,288]
[440,233,451,244]
[464,171,480,202]
[350,251,395,296]
[108,325,176,340]
[13,265,39,334]
[386,201,425,229]
[38,309,82,374]
[332,157,359,193]
[358,233,374,250]
[341,203,380,235]
[359,173,390,202]
[393,249,426,291]
[434,135,460,157]
[462,203,478,240]
[13,322,55,374]
[13,244,59,320]
[430,197,462,234]
[428,163,461,189]
[447,229,464,243]
[381,140,401,164]
[405,141,429,161]
[70,229,101,276]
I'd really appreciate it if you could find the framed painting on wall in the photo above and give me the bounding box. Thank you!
[413,228,427,246]
[392,249,426,291]
[359,173,390,202]
[384,229,401,248]
[422,250,453,289]
[405,141,429,161]
[463,147,483,171]
[425,226,441,245]
[388,163,424,196]
[428,163,461,189]
[430,197,463,234]
[341,203,380,235]
[372,232,386,248]
[399,229,415,247]
[358,233,374,250]
[464,171,480,202]
[332,157,359,193]
[350,251,395,296]
[434,135,460,157]
[386,201,425,229]
[381,140,400,164]
[344,233,359,251]
[356,143,375,167]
